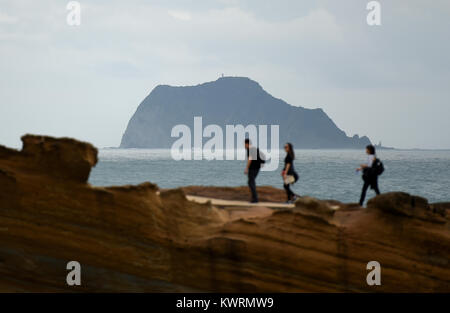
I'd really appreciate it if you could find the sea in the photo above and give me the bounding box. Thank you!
[89,149,450,204]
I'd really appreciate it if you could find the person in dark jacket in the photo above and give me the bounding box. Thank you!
[244,139,264,203]
[281,142,299,203]
[357,144,381,206]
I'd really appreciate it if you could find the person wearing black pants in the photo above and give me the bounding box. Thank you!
[247,168,259,203]
[244,139,264,203]
[359,176,380,206]
[357,145,381,206]
[282,143,299,203]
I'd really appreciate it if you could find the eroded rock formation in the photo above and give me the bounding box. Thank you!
[0,135,449,292]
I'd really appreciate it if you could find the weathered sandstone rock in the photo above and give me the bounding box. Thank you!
[0,135,449,292]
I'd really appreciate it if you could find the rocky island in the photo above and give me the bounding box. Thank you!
[0,135,449,292]
[120,77,372,149]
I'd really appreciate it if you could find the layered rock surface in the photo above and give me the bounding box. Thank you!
[0,135,449,292]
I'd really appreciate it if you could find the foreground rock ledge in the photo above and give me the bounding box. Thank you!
[0,135,449,292]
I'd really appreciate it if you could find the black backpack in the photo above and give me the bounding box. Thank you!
[372,158,384,176]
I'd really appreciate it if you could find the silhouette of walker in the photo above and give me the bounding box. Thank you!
[244,139,265,203]
[281,142,299,203]
[356,145,384,206]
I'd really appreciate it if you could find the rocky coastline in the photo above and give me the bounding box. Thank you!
[0,135,448,292]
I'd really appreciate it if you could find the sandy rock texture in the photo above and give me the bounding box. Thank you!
[0,135,449,292]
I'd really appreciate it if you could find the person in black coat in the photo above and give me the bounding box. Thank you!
[244,139,264,203]
[356,144,381,206]
[281,143,299,203]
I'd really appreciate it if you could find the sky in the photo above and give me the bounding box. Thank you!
[0,0,449,149]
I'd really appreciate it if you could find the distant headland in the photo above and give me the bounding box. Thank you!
[120,77,385,149]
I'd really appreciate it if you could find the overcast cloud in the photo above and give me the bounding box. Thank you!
[1,0,449,149]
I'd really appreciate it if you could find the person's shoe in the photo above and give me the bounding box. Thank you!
[250,200,259,203]
[291,195,298,202]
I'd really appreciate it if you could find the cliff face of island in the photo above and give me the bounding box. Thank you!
[1,135,449,292]
[120,77,372,149]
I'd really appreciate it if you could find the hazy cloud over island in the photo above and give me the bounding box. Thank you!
[1,0,449,149]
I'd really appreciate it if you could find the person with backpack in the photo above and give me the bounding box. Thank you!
[356,144,383,206]
[281,142,299,203]
[244,138,265,203]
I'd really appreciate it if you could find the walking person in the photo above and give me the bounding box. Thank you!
[244,139,264,203]
[357,144,382,206]
[282,142,299,203]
